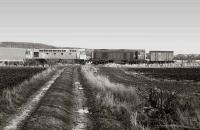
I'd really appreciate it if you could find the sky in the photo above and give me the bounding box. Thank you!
[0,0,200,54]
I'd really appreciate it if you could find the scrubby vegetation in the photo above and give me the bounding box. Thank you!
[81,65,146,130]
[81,65,200,130]
[0,67,59,128]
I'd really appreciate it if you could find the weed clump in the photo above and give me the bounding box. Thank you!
[82,65,200,130]
[81,65,146,130]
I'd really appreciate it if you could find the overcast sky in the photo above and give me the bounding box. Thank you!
[0,0,200,54]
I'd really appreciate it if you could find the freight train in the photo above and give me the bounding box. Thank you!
[149,51,174,63]
[23,49,174,65]
[0,47,174,65]
[92,49,146,64]
[91,49,174,64]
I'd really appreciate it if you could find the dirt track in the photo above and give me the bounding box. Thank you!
[72,67,91,130]
[3,68,64,130]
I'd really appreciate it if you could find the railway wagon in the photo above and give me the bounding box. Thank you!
[25,48,87,64]
[149,51,174,63]
[92,49,146,64]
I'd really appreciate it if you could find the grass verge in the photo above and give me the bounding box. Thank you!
[81,65,147,130]
[0,66,60,128]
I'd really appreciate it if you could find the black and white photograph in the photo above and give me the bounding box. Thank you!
[0,0,200,130]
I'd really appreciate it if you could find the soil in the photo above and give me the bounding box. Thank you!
[98,67,200,95]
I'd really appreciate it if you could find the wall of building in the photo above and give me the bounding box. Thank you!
[0,47,26,61]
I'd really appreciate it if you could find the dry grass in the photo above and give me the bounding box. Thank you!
[175,95,200,128]
[81,65,147,130]
[104,63,200,68]
[81,65,200,130]
[0,66,59,127]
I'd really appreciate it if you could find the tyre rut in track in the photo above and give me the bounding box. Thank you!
[20,66,74,130]
[72,66,91,130]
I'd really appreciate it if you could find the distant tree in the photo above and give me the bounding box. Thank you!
[196,55,200,60]
[4,61,8,65]
[174,54,187,60]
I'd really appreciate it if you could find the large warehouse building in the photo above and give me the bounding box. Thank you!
[0,47,26,61]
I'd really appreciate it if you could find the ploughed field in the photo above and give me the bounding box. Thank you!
[99,67,200,94]
[0,67,46,90]
[126,68,200,82]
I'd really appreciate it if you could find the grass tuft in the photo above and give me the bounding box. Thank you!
[81,65,147,130]
[0,67,59,128]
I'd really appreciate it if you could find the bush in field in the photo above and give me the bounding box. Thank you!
[175,95,200,128]
[81,65,147,130]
